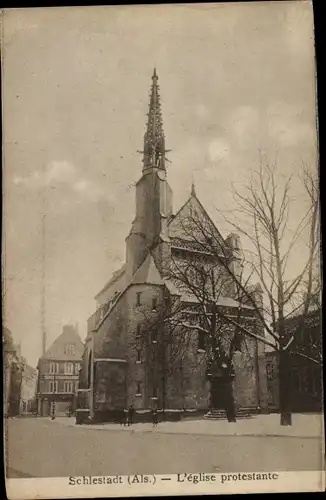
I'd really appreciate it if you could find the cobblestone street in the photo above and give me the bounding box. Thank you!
[6,416,324,478]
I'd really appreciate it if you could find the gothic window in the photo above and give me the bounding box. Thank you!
[198,331,206,351]
[136,292,142,307]
[266,363,274,381]
[87,351,92,388]
[291,367,300,391]
[233,332,243,352]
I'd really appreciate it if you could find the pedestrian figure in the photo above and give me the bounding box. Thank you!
[51,401,55,420]
[120,408,127,426]
[128,405,134,426]
[152,407,158,427]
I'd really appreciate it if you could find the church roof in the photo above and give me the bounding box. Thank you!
[40,325,84,361]
[95,264,126,300]
[167,190,226,251]
[130,253,164,286]
[181,294,253,309]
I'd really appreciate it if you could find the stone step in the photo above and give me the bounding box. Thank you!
[204,409,254,420]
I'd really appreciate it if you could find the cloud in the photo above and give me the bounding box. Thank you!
[13,160,111,203]
[208,138,230,163]
[13,160,76,188]
[72,179,110,203]
[194,104,210,121]
[267,101,316,148]
[229,105,260,149]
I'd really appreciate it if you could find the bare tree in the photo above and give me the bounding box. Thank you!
[133,159,320,426]
[176,158,320,426]
[135,233,269,423]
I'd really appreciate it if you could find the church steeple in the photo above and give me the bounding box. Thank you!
[143,68,167,171]
[126,69,173,280]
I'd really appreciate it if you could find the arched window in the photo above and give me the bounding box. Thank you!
[87,351,92,388]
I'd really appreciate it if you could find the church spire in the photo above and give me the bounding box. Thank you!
[143,68,167,171]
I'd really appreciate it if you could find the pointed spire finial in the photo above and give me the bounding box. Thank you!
[142,69,167,172]
[191,173,196,197]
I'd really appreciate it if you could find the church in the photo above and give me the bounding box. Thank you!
[77,70,268,423]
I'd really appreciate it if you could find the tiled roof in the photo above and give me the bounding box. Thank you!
[168,193,225,249]
[95,264,126,300]
[130,254,164,286]
[163,279,181,296]
[40,326,84,361]
[181,294,253,309]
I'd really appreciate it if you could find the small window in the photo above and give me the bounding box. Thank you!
[49,362,58,374]
[136,324,141,340]
[64,344,75,355]
[152,298,158,311]
[49,381,58,393]
[136,349,142,363]
[136,292,142,307]
[64,381,74,393]
[65,362,74,375]
[136,382,142,396]
[152,330,157,344]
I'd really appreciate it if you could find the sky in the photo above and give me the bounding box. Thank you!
[2,2,318,367]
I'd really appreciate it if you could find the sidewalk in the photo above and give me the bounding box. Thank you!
[49,413,324,438]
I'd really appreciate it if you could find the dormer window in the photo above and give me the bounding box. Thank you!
[64,344,75,356]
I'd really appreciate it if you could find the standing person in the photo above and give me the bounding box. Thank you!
[128,404,135,426]
[120,408,125,426]
[51,401,55,420]
[152,406,158,427]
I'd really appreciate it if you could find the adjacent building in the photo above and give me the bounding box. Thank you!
[266,308,322,413]
[3,327,24,417]
[20,364,38,414]
[77,69,268,423]
[37,325,83,416]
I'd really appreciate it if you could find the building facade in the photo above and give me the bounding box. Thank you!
[37,325,83,417]
[77,70,268,422]
[20,364,38,414]
[266,309,322,413]
[3,327,24,417]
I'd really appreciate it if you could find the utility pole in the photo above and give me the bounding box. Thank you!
[41,216,46,356]
[37,166,47,418]
[51,373,56,420]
